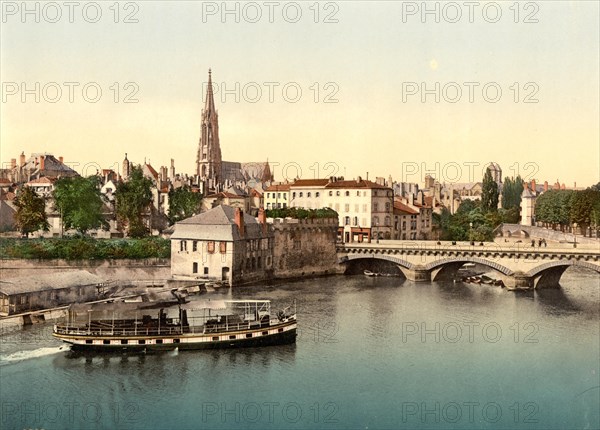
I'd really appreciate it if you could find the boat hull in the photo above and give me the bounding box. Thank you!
[53,321,297,351]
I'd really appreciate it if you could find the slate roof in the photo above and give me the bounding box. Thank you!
[171,205,267,241]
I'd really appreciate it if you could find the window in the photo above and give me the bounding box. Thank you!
[192,241,197,252]
[385,202,390,211]
[204,267,209,275]
[344,216,350,225]
[345,191,350,197]
[373,190,378,197]
[307,192,311,198]
[277,203,281,209]
[344,204,350,212]
[353,217,358,226]
[316,192,320,197]
[246,333,253,338]
[292,192,296,198]
[267,203,271,209]
[193,262,198,273]
[220,242,227,254]
[299,192,303,197]
[385,216,391,226]
[283,193,287,200]
[357,191,360,196]
[283,203,287,208]
[336,191,340,196]
[207,241,215,254]
[329,191,333,196]
[277,193,281,198]
[373,203,378,212]
[257,256,262,268]
[373,216,379,226]
[180,240,187,252]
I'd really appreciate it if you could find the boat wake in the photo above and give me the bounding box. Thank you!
[0,346,67,364]
[169,347,179,357]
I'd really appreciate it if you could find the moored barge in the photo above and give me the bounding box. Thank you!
[53,299,296,350]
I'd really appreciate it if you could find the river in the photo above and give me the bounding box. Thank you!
[1,267,598,430]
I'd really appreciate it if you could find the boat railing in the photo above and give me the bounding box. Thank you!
[53,319,276,337]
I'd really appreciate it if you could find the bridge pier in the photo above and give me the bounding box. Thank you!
[507,272,534,290]
[405,266,431,283]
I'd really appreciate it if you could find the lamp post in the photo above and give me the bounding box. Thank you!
[469,222,473,243]
[573,222,577,248]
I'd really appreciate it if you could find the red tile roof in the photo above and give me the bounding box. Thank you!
[325,179,389,189]
[393,201,419,215]
[291,179,330,187]
[26,177,55,185]
[265,184,290,191]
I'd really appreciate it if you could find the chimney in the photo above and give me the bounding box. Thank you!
[561,183,565,190]
[59,156,64,163]
[574,182,576,189]
[40,155,45,171]
[531,179,536,191]
[10,158,16,169]
[19,152,26,167]
[258,207,267,234]
[544,181,548,192]
[234,208,245,238]
[356,176,362,183]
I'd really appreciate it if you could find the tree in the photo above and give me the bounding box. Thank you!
[501,175,524,209]
[53,176,107,235]
[13,186,49,237]
[570,189,600,237]
[481,169,499,213]
[168,186,202,224]
[115,166,153,237]
[535,190,574,230]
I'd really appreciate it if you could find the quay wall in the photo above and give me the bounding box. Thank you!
[0,258,171,282]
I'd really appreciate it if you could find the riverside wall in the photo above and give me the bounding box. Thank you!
[0,258,171,283]
[271,217,341,279]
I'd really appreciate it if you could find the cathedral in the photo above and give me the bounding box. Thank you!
[195,70,271,194]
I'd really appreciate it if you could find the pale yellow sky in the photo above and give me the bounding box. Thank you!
[1,1,598,186]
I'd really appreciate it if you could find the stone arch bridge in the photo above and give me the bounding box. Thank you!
[337,242,600,289]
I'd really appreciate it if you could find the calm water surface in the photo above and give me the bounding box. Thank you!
[1,268,598,430]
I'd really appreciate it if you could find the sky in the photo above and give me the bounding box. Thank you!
[1,1,599,187]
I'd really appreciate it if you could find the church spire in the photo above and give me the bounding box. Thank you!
[205,68,216,116]
[196,68,222,191]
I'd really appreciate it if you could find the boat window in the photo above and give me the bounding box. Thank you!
[86,340,93,344]
[103,340,110,345]
[212,336,219,341]
[173,339,180,344]
[246,333,253,338]
[262,331,268,336]
[278,328,284,333]
[229,335,236,340]
[120,339,128,345]
[139,340,146,345]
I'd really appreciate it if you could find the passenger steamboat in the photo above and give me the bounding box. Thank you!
[53,299,297,350]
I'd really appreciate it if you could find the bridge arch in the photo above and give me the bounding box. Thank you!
[338,254,414,270]
[526,260,600,277]
[424,257,514,276]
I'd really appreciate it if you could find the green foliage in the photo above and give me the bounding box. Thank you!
[535,190,574,227]
[500,207,520,224]
[53,176,108,234]
[501,176,524,209]
[168,186,202,224]
[265,207,338,219]
[434,200,500,242]
[13,186,49,236]
[116,166,153,237]
[0,237,170,260]
[570,189,599,229]
[481,169,499,213]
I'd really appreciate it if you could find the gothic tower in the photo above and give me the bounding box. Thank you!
[196,69,222,191]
